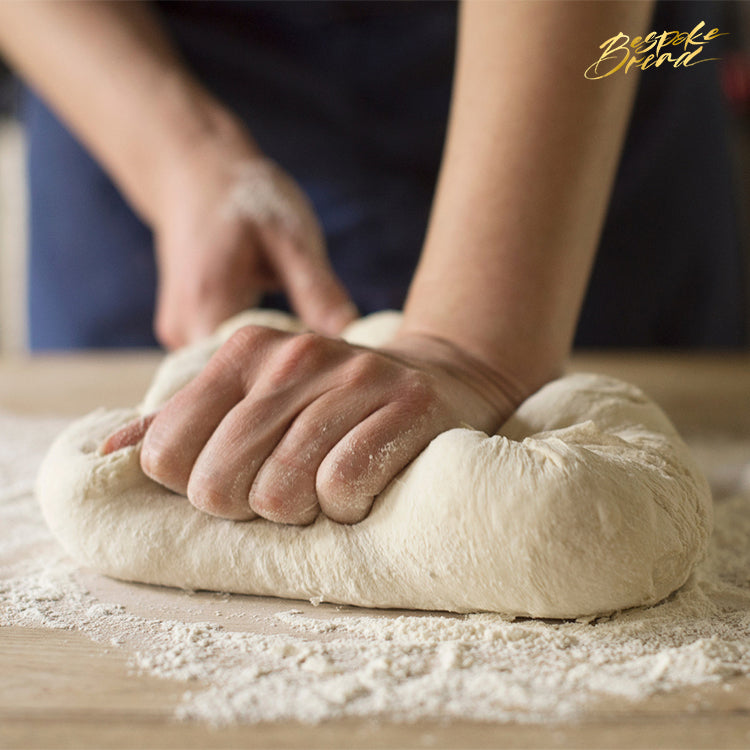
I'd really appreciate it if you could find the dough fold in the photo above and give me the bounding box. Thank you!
[36,311,712,617]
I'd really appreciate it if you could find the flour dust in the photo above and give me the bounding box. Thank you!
[2,412,750,726]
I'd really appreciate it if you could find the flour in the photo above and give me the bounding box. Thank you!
[37,311,714,619]
[2,411,750,726]
[222,159,325,254]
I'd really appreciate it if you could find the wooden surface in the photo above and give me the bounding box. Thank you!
[1,349,749,750]
[2,622,750,750]
[1,348,747,432]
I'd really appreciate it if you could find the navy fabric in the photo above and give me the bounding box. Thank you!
[23,1,747,350]
[24,101,158,348]
[578,0,747,347]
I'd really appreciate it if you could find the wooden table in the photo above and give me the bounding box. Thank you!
[1,350,749,750]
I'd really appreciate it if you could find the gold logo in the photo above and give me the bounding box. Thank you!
[585,21,728,79]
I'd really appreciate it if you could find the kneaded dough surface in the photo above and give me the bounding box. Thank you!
[37,311,712,618]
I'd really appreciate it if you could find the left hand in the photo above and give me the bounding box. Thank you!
[102,325,527,525]
[152,146,357,349]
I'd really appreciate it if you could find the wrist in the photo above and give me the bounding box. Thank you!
[383,331,530,421]
[117,72,261,227]
[394,313,564,406]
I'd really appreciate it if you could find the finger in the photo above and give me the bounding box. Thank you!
[261,226,358,337]
[154,270,265,350]
[247,387,382,525]
[140,326,274,495]
[100,414,157,455]
[186,333,353,521]
[154,224,271,349]
[317,400,449,524]
[184,393,292,521]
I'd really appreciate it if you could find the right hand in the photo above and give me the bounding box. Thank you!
[152,129,357,349]
[102,322,527,525]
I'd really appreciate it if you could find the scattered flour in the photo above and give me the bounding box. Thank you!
[2,411,750,726]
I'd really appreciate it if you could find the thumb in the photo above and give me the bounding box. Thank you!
[154,246,265,350]
[101,413,157,455]
[262,226,358,336]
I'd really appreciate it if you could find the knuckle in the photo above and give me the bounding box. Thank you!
[395,371,436,413]
[222,324,272,356]
[282,331,325,365]
[140,435,188,491]
[250,488,319,526]
[317,464,373,525]
[265,332,331,388]
[317,449,359,504]
[343,351,386,388]
[264,447,308,476]
[332,503,372,525]
[211,325,277,376]
[187,477,250,520]
[249,489,284,517]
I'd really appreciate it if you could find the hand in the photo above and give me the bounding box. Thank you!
[102,326,528,525]
[152,132,357,349]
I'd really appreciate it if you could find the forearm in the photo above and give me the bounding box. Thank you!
[0,1,251,224]
[403,0,654,394]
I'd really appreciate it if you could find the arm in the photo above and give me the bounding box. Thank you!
[401,0,654,391]
[104,1,655,526]
[0,1,215,224]
[0,1,355,345]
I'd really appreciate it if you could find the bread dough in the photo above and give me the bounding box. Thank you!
[36,311,712,618]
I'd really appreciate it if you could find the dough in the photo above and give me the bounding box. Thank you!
[36,311,712,618]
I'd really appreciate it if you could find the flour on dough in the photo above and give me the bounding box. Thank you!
[36,311,712,618]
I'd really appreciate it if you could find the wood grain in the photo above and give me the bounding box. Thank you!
[1,351,749,749]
